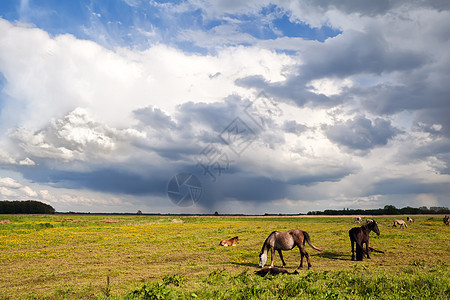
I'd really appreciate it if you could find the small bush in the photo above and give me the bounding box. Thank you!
[162,274,186,286]
[128,282,177,299]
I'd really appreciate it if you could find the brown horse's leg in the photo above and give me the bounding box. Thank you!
[298,246,304,268]
[277,250,286,267]
[270,247,275,268]
[299,245,311,269]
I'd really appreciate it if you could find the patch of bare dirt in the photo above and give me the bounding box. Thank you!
[99,219,125,223]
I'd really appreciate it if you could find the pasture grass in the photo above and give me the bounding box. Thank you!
[0,215,448,299]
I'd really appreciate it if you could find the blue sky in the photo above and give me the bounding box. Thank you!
[0,0,449,214]
[0,0,341,52]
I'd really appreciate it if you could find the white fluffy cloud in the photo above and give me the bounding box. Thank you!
[0,177,37,198]
[9,108,145,162]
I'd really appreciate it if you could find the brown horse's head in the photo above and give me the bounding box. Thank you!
[259,251,267,268]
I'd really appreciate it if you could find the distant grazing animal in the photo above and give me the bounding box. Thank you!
[219,236,239,246]
[354,217,362,223]
[393,220,407,228]
[349,220,380,261]
[366,219,374,223]
[255,267,298,277]
[444,216,449,226]
[407,217,415,223]
[258,229,322,269]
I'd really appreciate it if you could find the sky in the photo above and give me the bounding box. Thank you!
[0,0,449,214]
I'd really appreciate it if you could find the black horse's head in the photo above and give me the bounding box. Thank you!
[370,220,380,236]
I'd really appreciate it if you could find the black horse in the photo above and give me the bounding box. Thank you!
[349,220,380,261]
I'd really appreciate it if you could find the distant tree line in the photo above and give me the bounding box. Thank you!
[0,200,55,214]
[307,205,450,215]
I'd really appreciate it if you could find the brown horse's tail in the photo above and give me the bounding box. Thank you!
[303,231,322,252]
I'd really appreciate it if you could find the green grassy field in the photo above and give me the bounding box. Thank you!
[0,215,448,299]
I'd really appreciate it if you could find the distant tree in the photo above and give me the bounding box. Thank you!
[214,211,219,216]
[383,205,398,215]
[137,210,143,215]
[0,200,55,214]
[307,205,449,216]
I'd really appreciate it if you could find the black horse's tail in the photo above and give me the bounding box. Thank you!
[355,243,364,260]
[303,231,322,252]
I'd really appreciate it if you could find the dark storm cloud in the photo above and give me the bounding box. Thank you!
[175,95,256,136]
[282,120,308,135]
[237,27,427,109]
[354,61,450,141]
[16,156,356,209]
[356,72,449,116]
[435,153,450,175]
[304,0,450,16]
[414,108,450,139]
[325,115,401,151]
[134,106,178,130]
[130,96,255,160]
[236,75,341,108]
[369,178,450,196]
[205,176,288,205]
[413,119,446,137]
[401,139,450,161]
[198,164,357,208]
[283,167,357,186]
[16,159,200,198]
[299,29,428,81]
[195,158,359,208]
[395,137,450,175]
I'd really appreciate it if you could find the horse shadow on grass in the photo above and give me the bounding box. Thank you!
[229,251,350,268]
[230,261,259,268]
[318,251,350,261]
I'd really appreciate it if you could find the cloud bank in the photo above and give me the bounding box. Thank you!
[0,0,449,213]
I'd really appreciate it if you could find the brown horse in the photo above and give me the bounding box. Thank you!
[393,219,407,228]
[219,236,239,246]
[349,220,380,261]
[407,217,415,223]
[258,229,322,269]
[444,215,449,226]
